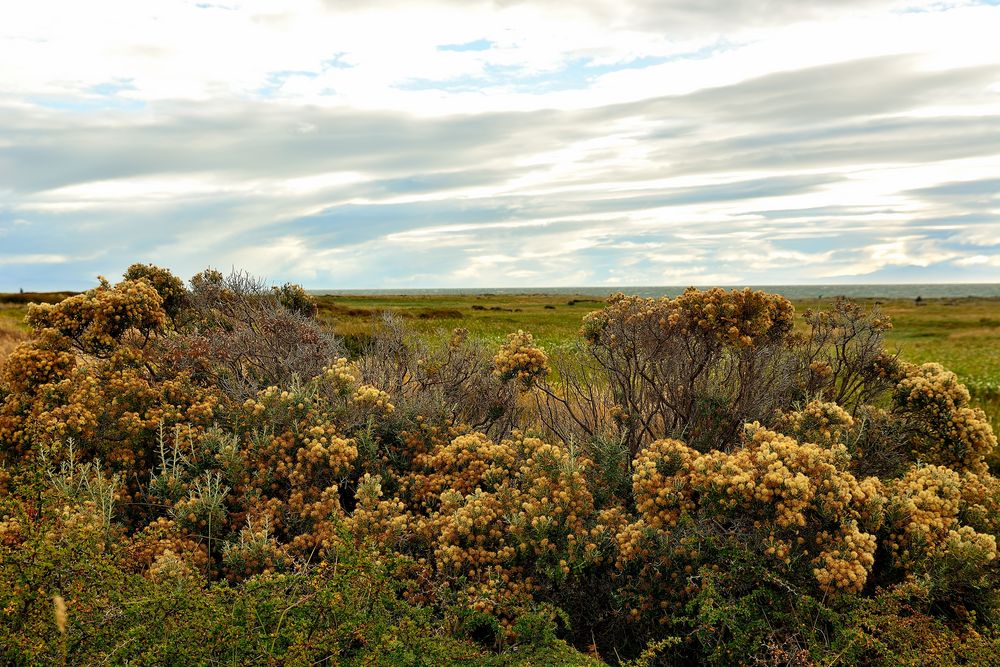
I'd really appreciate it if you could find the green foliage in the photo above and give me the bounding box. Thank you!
[0,502,594,665]
[272,282,319,318]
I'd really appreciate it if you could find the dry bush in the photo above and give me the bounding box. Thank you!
[794,298,902,412]
[355,313,523,436]
[535,289,798,457]
[158,269,339,401]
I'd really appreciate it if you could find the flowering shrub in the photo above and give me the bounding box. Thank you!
[616,425,885,630]
[544,288,799,456]
[25,277,166,357]
[122,263,188,322]
[894,362,998,473]
[1,271,998,665]
[775,400,855,447]
[582,288,795,349]
[493,329,549,387]
[348,432,604,624]
[0,337,75,395]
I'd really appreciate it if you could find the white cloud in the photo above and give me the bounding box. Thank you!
[956,254,1000,267]
[0,254,70,265]
[0,1,999,288]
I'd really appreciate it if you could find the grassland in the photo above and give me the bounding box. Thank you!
[0,306,28,360]
[3,290,999,430]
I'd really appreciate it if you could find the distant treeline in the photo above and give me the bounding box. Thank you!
[0,291,80,305]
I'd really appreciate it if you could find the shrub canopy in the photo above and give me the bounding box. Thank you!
[1,269,997,665]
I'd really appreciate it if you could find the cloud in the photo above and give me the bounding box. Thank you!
[1,1,999,289]
[0,254,69,265]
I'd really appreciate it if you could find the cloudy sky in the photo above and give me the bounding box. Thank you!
[1,0,999,290]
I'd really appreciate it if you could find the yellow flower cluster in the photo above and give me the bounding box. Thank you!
[408,432,515,501]
[493,330,549,386]
[811,523,877,594]
[123,263,188,320]
[351,384,395,415]
[0,343,75,395]
[350,433,601,619]
[884,464,997,569]
[43,502,107,550]
[245,422,357,557]
[432,488,513,578]
[809,360,834,380]
[0,275,220,477]
[896,363,971,414]
[506,438,597,569]
[26,278,167,356]
[322,357,359,396]
[776,400,855,447]
[674,287,795,346]
[221,517,292,581]
[126,516,210,578]
[894,363,997,472]
[344,473,411,549]
[622,426,885,605]
[941,525,997,566]
[289,421,357,486]
[955,470,1000,537]
[631,438,697,529]
[249,385,312,421]
[582,288,795,349]
[686,426,869,531]
[147,549,199,583]
[397,420,464,461]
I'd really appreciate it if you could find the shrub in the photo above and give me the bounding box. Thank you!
[538,288,798,456]
[123,262,188,322]
[1,272,998,665]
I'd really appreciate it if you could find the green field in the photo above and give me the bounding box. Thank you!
[3,291,999,430]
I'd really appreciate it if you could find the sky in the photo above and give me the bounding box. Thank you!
[1,1,999,290]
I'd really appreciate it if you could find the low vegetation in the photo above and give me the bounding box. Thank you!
[1,266,998,665]
[0,318,27,362]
